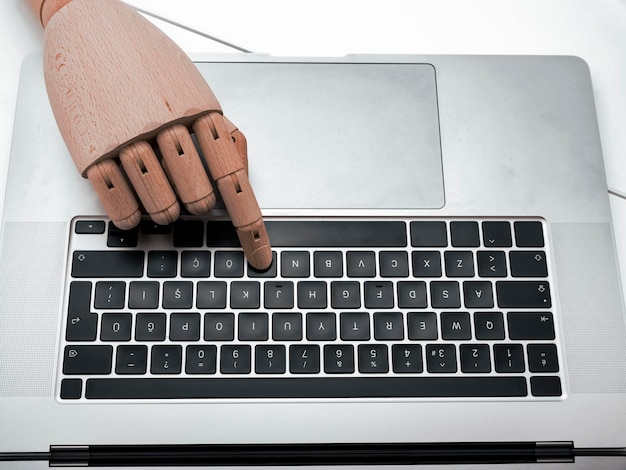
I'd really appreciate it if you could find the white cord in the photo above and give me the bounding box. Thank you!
[609,186,626,201]
[126,3,255,53]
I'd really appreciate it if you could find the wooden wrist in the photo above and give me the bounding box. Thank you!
[27,0,74,27]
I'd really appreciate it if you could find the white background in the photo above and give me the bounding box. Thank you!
[0,0,625,285]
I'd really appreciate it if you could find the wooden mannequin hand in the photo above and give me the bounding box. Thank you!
[27,0,272,270]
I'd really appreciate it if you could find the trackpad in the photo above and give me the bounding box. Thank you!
[201,62,444,210]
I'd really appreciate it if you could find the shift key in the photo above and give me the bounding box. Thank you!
[63,345,113,375]
[72,251,144,278]
[496,281,551,308]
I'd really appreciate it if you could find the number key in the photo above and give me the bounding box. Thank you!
[220,345,251,374]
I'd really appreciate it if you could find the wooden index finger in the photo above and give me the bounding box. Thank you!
[193,113,272,270]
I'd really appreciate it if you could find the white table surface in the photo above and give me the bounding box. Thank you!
[0,0,625,288]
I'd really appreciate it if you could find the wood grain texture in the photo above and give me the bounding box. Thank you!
[156,124,216,215]
[119,141,180,225]
[85,159,141,229]
[42,0,222,176]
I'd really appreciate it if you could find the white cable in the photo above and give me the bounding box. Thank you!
[609,186,626,201]
[125,3,255,53]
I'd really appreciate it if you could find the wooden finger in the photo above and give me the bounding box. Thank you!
[215,169,272,270]
[156,124,215,215]
[222,116,248,174]
[193,113,271,270]
[85,159,140,230]
[119,141,180,225]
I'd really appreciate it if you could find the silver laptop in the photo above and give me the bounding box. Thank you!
[1,53,626,468]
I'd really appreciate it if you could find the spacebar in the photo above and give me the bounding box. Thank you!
[85,377,527,399]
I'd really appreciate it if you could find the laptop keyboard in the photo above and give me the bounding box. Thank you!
[59,218,563,401]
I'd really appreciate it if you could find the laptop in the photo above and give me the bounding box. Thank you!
[1,52,625,468]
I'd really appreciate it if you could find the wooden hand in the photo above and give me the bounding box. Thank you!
[27,0,272,269]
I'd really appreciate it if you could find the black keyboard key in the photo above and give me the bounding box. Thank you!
[509,251,548,277]
[392,344,423,373]
[314,251,343,277]
[494,344,525,373]
[444,251,474,277]
[289,345,320,374]
[207,221,240,247]
[358,344,389,373]
[364,282,394,309]
[410,221,447,247]
[238,313,269,341]
[340,312,370,341]
[115,345,148,374]
[94,281,126,309]
[181,251,211,277]
[530,376,562,397]
[63,345,112,375]
[140,220,172,234]
[100,313,132,341]
[474,312,505,340]
[230,281,260,309]
[379,251,409,277]
[162,281,193,309]
[266,221,407,247]
[85,376,528,399]
[169,313,201,341]
[204,313,235,341]
[151,345,182,374]
[397,281,427,308]
[272,313,303,341]
[441,312,471,340]
[463,281,494,308]
[374,312,404,340]
[496,281,551,308]
[264,282,294,309]
[528,344,559,372]
[297,281,327,309]
[407,312,438,340]
[514,221,544,247]
[196,281,227,309]
[214,251,245,277]
[248,252,278,278]
[173,220,204,247]
[450,221,479,247]
[66,281,97,341]
[60,379,82,399]
[135,313,166,341]
[507,312,555,340]
[477,251,507,277]
[71,251,144,278]
[186,345,217,374]
[107,223,139,247]
[281,251,310,277]
[75,220,105,234]
[324,345,355,373]
[430,281,461,308]
[426,344,457,373]
[346,251,376,277]
[331,281,361,309]
[255,345,286,374]
[412,251,442,277]
[147,251,178,277]
[306,313,337,341]
[128,281,159,309]
[220,345,251,374]
[460,344,491,373]
[482,222,512,247]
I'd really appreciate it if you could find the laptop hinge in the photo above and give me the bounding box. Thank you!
[44,442,575,467]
